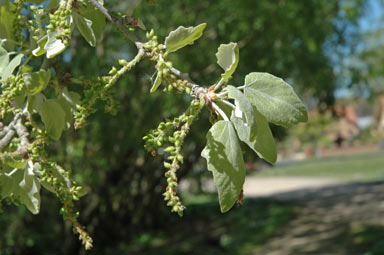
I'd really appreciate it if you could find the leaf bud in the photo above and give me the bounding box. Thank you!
[149,29,154,38]
[167,200,175,207]
[108,66,117,75]
[162,68,169,77]
[164,146,175,153]
[118,59,127,66]
[177,154,183,163]
[164,162,171,169]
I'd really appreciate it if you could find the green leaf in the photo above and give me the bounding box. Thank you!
[19,162,41,214]
[125,0,142,16]
[0,168,24,199]
[26,0,45,4]
[47,0,60,10]
[2,153,28,169]
[44,31,67,59]
[39,99,66,140]
[32,35,48,57]
[1,53,23,80]
[216,43,239,81]
[73,12,96,47]
[0,45,9,74]
[58,88,81,128]
[231,106,277,163]
[201,120,245,213]
[0,0,16,50]
[79,2,106,40]
[23,70,51,95]
[150,73,162,93]
[165,23,206,53]
[226,85,257,139]
[27,93,45,114]
[244,72,308,127]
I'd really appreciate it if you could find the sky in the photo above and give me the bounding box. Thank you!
[334,0,383,98]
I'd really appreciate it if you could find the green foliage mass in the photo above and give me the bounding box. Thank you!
[0,0,366,253]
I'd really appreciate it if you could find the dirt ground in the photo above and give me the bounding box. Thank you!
[242,177,384,255]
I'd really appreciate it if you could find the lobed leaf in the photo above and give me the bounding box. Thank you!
[27,93,45,114]
[58,88,81,129]
[0,168,24,199]
[32,35,48,57]
[244,72,308,127]
[44,31,67,59]
[39,99,66,140]
[19,162,41,214]
[0,0,16,50]
[1,53,23,80]
[23,70,51,95]
[230,106,277,163]
[226,85,257,139]
[2,154,28,169]
[165,23,206,53]
[150,73,162,93]
[73,12,96,47]
[79,1,106,41]
[216,43,239,81]
[0,45,9,74]
[201,120,245,213]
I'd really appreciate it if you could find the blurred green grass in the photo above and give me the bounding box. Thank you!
[112,197,294,255]
[256,151,384,181]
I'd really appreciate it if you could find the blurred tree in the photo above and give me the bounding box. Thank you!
[0,0,367,254]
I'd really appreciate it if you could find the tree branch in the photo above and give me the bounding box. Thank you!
[15,118,30,156]
[0,113,22,151]
[86,0,142,48]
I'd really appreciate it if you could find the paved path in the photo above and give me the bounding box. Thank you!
[243,177,344,197]
[241,178,384,255]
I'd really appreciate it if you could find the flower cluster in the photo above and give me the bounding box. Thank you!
[46,2,73,46]
[13,0,26,43]
[0,75,25,118]
[144,99,204,216]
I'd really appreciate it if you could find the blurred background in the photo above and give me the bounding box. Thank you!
[2,0,384,254]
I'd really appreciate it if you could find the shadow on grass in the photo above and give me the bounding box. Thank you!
[113,197,295,255]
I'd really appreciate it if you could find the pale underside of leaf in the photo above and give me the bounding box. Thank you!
[226,85,257,139]
[73,12,96,47]
[201,120,245,213]
[1,53,23,80]
[216,42,239,81]
[0,45,9,74]
[44,31,67,59]
[230,106,277,163]
[150,72,162,93]
[165,23,207,53]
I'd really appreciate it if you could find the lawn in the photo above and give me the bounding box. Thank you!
[113,197,294,255]
[256,151,384,182]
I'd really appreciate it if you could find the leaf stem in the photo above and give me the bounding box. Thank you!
[86,0,141,46]
[213,77,226,92]
[212,102,229,121]
[217,99,235,109]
